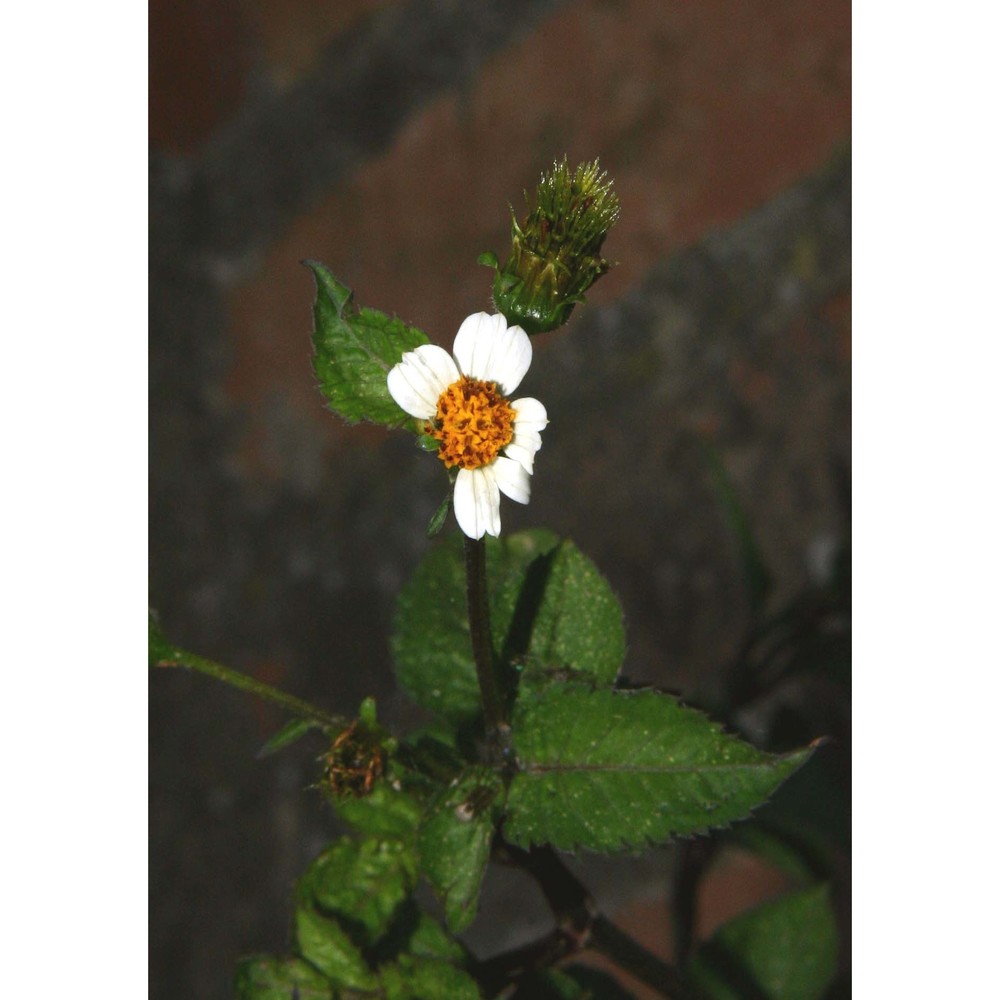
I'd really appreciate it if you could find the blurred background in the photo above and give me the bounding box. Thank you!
[149,1,850,996]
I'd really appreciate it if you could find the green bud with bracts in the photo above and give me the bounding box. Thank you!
[480,158,620,335]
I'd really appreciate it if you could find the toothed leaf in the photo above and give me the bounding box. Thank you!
[308,260,429,426]
[505,684,814,852]
[293,902,377,990]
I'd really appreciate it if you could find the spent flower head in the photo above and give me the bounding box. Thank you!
[387,313,547,540]
[483,158,620,335]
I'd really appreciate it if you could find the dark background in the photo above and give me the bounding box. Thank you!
[149,1,850,996]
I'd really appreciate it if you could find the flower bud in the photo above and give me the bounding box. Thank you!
[482,159,620,335]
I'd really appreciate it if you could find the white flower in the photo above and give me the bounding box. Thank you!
[387,312,548,539]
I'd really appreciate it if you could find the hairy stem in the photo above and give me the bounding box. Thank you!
[464,536,511,760]
[154,647,343,728]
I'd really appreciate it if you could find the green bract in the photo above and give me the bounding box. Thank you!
[483,159,620,334]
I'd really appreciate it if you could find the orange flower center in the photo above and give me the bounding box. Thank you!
[427,376,515,470]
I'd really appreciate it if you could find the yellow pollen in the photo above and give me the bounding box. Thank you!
[427,376,515,470]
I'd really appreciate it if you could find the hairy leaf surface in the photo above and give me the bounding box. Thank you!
[302,836,417,943]
[334,783,422,843]
[505,685,814,851]
[392,530,623,723]
[418,766,504,932]
[293,903,377,990]
[308,261,429,426]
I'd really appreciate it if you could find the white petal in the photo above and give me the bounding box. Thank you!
[494,456,531,505]
[506,397,547,473]
[452,312,507,381]
[386,345,459,419]
[481,322,532,395]
[453,466,501,539]
[511,428,542,450]
[503,441,538,475]
[511,397,548,432]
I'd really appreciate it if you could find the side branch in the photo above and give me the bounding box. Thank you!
[154,648,343,729]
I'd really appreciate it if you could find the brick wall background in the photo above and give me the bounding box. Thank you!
[150,1,850,996]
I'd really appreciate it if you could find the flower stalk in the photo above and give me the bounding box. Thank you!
[464,536,513,762]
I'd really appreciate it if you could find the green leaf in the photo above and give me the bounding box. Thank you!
[686,884,838,1000]
[334,783,422,843]
[256,716,323,758]
[505,685,814,852]
[418,766,504,932]
[233,955,333,1000]
[379,955,482,1000]
[507,538,625,686]
[301,836,418,943]
[392,530,623,724]
[294,902,377,990]
[307,260,429,426]
[392,529,553,722]
[375,901,469,965]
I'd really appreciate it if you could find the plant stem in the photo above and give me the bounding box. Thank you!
[497,843,594,939]
[671,837,715,967]
[464,536,511,760]
[494,840,684,997]
[154,647,343,728]
[591,915,686,998]
[475,928,574,996]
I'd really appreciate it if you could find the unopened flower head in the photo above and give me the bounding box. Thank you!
[387,313,548,539]
[484,158,620,335]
